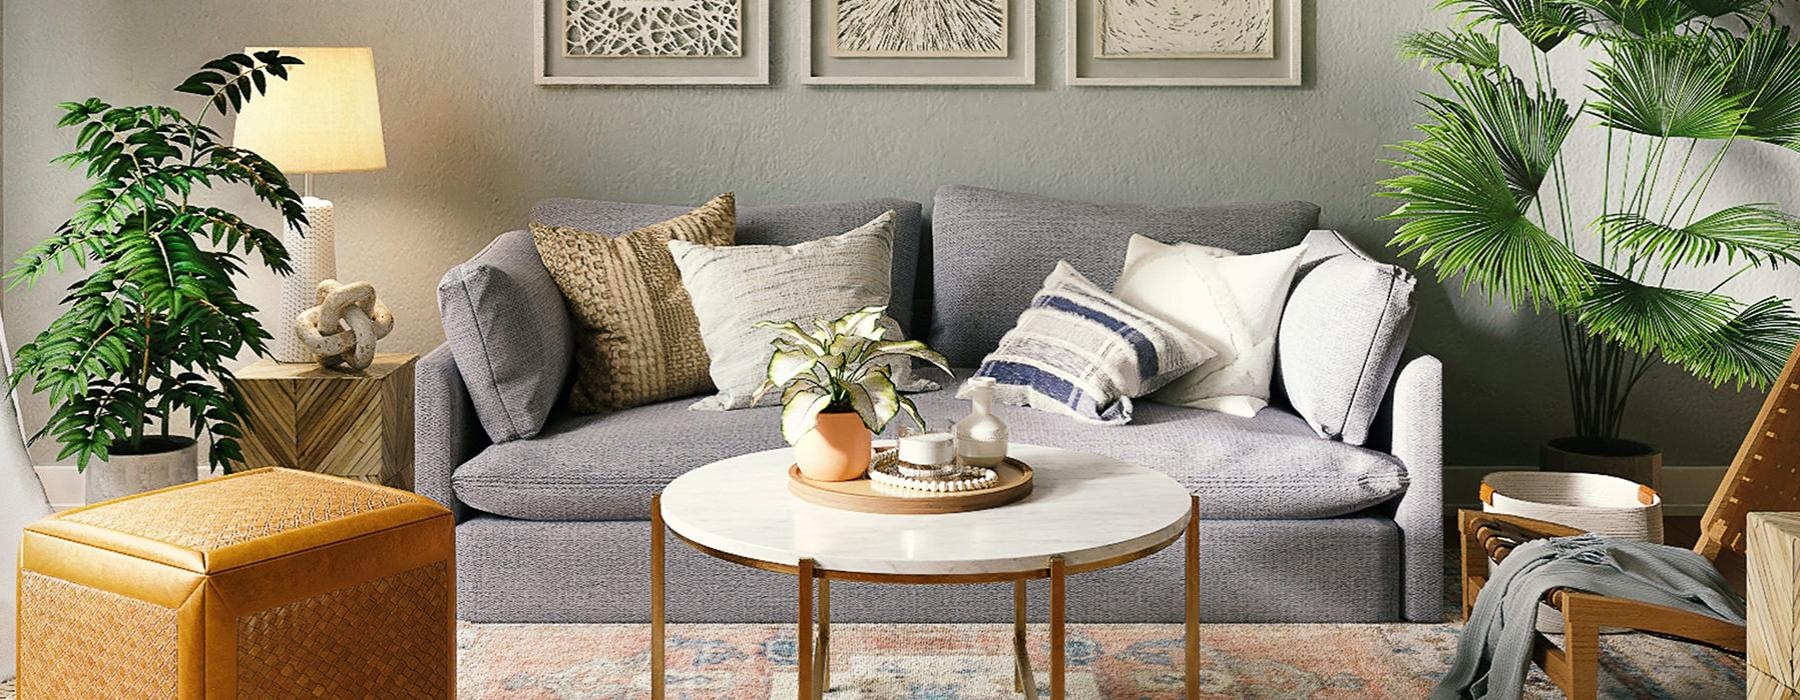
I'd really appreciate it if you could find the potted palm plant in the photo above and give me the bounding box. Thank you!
[8,51,308,501]
[755,306,951,481]
[1382,1,1800,483]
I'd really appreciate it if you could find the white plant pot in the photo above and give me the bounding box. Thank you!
[84,437,199,505]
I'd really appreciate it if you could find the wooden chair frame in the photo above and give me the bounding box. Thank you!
[1458,339,1800,699]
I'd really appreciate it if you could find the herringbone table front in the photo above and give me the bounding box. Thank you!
[236,353,417,489]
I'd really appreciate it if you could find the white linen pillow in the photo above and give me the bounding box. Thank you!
[1113,235,1307,417]
[669,210,937,411]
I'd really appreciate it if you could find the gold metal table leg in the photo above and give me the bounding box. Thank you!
[818,577,831,694]
[1050,556,1066,700]
[799,558,816,700]
[651,495,666,700]
[1185,494,1200,700]
[1015,579,1038,699]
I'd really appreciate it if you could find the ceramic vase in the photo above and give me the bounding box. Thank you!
[955,377,1008,467]
[85,437,199,504]
[795,412,872,482]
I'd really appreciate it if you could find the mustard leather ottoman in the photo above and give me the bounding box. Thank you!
[17,468,454,698]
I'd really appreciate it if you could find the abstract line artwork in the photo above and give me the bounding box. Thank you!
[1099,0,1273,58]
[832,0,1008,57]
[564,0,742,57]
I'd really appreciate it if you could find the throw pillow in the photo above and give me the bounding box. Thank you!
[669,210,937,411]
[1113,235,1307,417]
[530,193,736,413]
[1278,231,1417,445]
[436,230,574,443]
[976,261,1213,425]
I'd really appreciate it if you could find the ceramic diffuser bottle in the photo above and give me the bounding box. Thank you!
[954,377,1008,467]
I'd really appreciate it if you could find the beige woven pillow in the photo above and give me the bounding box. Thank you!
[530,193,736,413]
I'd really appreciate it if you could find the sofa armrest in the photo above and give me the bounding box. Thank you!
[416,343,488,522]
[1384,351,1443,622]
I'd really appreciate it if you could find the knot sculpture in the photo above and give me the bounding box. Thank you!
[295,279,394,371]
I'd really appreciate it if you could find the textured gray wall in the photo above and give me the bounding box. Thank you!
[3,0,1797,468]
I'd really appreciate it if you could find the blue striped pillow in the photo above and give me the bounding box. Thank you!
[976,262,1213,425]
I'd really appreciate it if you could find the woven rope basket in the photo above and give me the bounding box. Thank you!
[1481,470,1664,633]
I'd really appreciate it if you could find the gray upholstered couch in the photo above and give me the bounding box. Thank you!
[419,185,1444,624]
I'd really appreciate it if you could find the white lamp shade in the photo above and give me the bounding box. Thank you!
[233,46,386,174]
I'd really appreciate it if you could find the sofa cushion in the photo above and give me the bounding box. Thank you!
[1278,231,1417,445]
[437,230,573,443]
[452,372,1407,522]
[928,185,1321,366]
[532,197,924,335]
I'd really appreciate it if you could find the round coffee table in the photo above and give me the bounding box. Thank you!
[650,443,1198,700]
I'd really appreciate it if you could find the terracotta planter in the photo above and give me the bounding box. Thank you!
[795,412,872,482]
[85,437,199,504]
[1539,436,1663,491]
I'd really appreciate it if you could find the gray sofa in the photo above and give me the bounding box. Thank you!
[418,185,1444,624]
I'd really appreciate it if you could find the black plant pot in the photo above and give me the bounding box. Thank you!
[1539,436,1663,491]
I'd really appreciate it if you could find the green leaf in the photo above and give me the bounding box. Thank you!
[1565,0,1700,36]
[867,339,952,378]
[1589,35,1750,139]
[1721,22,1800,151]
[1574,266,1737,353]
[1441,0,1585,51]
[780,390,832,445]
[1599,204,1800,268]
[1400,30,1503,72]
[754,346,820,405]
[1679,0,1766,17]
[1664,296,1800,389]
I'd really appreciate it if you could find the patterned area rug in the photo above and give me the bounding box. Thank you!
[457,621,1744,699]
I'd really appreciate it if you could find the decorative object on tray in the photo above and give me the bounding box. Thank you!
[534,0,770,85]
[786,451,1033,514]
[1066,0,1301,86]
[953,376,1008,466]
[295,279,395,372]
[895,429,956,470]
[1380,4,1800,487]
[7,51,308,495]
[754,306,951,482]
[233,47,387,364]
[869,443,1000,493]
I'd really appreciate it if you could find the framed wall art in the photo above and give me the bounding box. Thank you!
[535,0,770,86]
[1067,0,1302,86]
[806,0,1035,86]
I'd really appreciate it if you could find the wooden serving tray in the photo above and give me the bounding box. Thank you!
[787,457,1034,514]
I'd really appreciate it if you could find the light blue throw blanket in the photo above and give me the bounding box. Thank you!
[1433,534,1745,699]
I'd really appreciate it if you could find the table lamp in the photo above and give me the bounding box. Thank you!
[233,46,386,363]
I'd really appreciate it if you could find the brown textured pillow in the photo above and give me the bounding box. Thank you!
[530,193,736,412]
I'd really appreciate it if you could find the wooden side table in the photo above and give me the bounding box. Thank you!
[1749,512,1800,699]
[235,353,417,489]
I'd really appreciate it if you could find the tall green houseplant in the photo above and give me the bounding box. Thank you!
[8,51,308,473]
[1382,0,1800,462]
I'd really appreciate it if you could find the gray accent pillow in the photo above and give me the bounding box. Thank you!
[532,197,924,336]
[1277,231,1417,445]
[928,185,1321,366]
[670,211,938,411]
[437,230,573,443]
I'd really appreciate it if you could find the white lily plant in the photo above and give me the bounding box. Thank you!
[752,305,952,445]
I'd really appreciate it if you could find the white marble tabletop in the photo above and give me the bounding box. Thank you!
[659,444,1193,576]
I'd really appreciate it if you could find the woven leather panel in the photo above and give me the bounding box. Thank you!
[61,469,411,551]
[1700,341,1800,587]
[531,193,735,413]
[18,571,179,697]
[236,561,452,698]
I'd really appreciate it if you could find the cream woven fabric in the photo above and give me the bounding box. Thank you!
[532,194,736,412]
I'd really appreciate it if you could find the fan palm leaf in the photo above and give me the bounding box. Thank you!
[1720,22,1800,150]
[1441,0,1585,51]
[1574,266,1737,353]
[1590,34,1749,139]
[1400,30,1503,72]
[1599,204,1800,267]
[1664,296,1800,389]
[1680,0,1771,17]
[1566,0,1700,36]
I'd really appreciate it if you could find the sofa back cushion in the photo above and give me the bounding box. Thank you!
[438,230,574,443]
[531,197,925,335]
[1277,230,1417,445]
[928,185,1321,366]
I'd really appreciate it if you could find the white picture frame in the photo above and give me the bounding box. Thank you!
[805,0,1035,86]
[1067,0,1302,87]
[535,0,771,86]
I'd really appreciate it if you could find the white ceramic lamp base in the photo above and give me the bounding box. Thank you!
[273,196,338,363]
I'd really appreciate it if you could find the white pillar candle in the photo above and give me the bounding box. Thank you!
[897,432,955,466]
